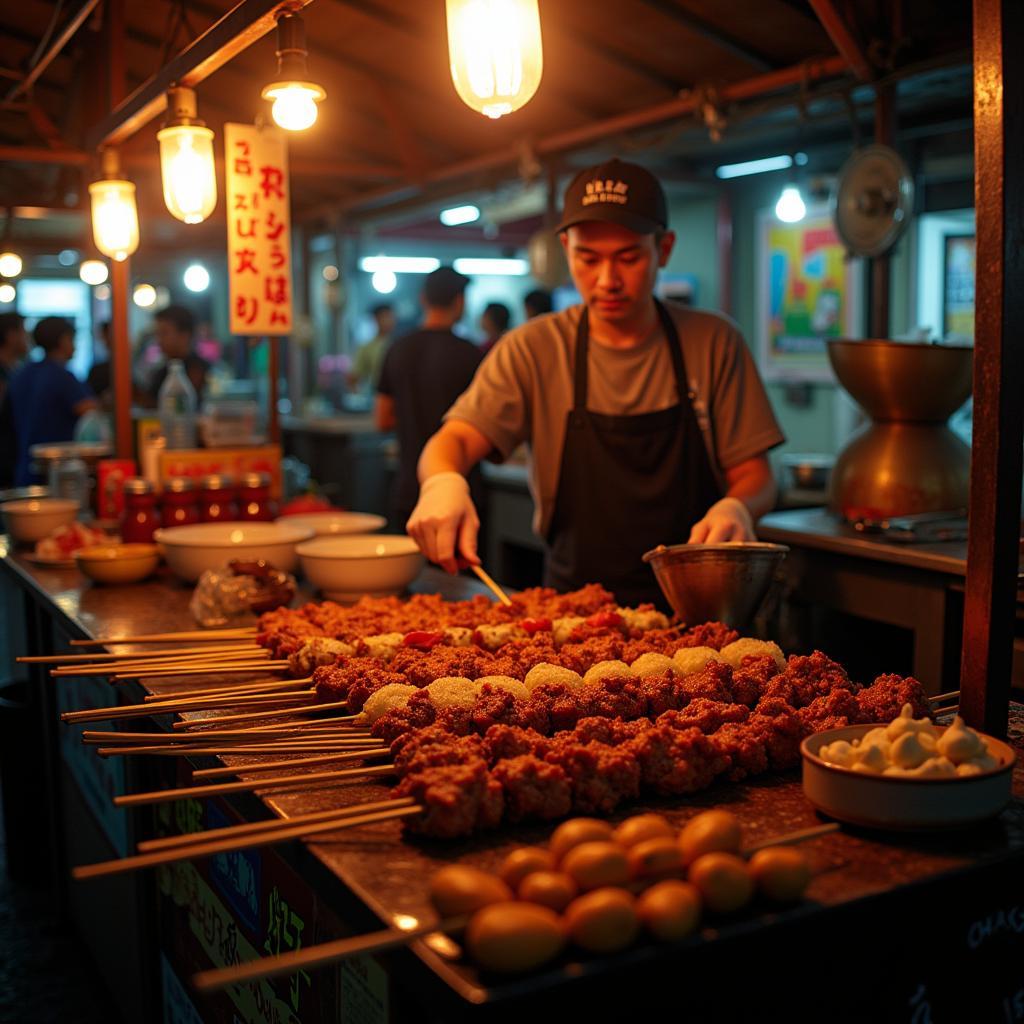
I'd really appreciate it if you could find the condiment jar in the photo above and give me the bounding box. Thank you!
[237,472,277,522]
[198,474,239,523]
[120,477,161,543]
[161,476,200,527]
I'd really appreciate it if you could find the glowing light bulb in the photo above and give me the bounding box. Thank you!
[371,269,397,294]
[79,260,108,286]
[158,124,217,223]
[0,252,23,278]
[133,283,156,308]
[775,185,807,224]
[265,83,323,131]
[88,179,139,262]
[183,263,210,292]
[0,284,15,303]
[447,0,543,119]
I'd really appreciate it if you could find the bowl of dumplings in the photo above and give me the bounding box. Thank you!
[801,705,1016,830]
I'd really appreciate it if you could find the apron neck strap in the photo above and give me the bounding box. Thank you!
[573,299,688,412]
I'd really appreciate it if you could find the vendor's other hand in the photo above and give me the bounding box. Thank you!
[688,496,755,544]
[406,471,481,574]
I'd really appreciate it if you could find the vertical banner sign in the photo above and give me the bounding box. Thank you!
[225,122,293,336]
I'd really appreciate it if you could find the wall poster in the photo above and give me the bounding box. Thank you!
[943,234,975,340]
[757,205,863,381]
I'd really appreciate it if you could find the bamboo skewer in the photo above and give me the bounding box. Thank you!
[194,914,467,993]
[19,643,261,665]
[112,758,393,807]
[188,822,843,994]
[142,677,312,702]
[70,628,258,646]
[51,653,272,677]
[81,726,373,745]
[96,745,374,761]
[112,662,289,680]
[59,691,317,725]
[171,699,355,730]
[191,749,394,780]
[137,797,419,853]
[73,801,420,880]
[470,564,513,606]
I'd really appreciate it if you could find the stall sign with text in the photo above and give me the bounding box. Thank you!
[225,122,292,336]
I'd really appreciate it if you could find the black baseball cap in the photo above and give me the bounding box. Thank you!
[423,265,470,307]
[556,158,669,235]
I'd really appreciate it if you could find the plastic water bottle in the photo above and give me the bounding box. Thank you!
[158,359,198,449]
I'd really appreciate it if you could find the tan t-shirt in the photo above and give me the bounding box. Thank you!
[445,302,784,536]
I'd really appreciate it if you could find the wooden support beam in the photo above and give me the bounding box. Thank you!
[84,0,313,150]
[6,0,102,101]
[869,83,895,337]
[807,0,873,82]
[960,0,1024,736]
[323,55,850,219]
[0,145,90,166]
[638,0,775,72]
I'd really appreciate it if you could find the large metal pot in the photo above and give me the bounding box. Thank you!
[827,339,973,422]
[827,340,973,520]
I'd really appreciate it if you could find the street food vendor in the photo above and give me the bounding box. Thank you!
[407,158,784,604]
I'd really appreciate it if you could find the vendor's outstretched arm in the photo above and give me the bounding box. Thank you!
[688,454,777,543]
[407,419,493,573]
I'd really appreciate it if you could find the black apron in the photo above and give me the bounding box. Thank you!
[544,300,722,606]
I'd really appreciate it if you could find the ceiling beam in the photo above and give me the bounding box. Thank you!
[0,142,400,180]
[84,0,313,150]
[6,0,102,101]
[638,0,775,72]
[312,54,851,222]
[807,0,874,82]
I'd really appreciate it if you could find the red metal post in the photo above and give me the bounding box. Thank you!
[105,0,133,461]
[960,0,1024,735]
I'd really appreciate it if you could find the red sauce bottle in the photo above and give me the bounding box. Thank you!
[237,472,277,522]
[198,474,239,523]
[120,477,161,543]
[162,477,201,527]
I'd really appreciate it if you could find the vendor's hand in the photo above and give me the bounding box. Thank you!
[688,496,755,544]
[406,471,481,574]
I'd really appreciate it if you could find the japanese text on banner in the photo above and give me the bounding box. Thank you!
[225,122,293,336]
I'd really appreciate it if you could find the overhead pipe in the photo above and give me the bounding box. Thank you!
[330,55,850,218]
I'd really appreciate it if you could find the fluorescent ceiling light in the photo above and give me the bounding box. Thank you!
[359,256,440,274]
[715,153,807,179]
[440,204,481,226]
[452,257,528,276]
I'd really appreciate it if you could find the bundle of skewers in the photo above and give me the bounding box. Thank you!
[46,600,956,879]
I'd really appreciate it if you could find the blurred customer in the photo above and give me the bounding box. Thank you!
[0,312,29,402]
[349,303,395,392]
[376,267,483,528]
[523,288,553,319]
[87,320,113,408]
[9,317,97,484]
[479,302,511,355]
[0,312,29,486]
[144,305,209,406]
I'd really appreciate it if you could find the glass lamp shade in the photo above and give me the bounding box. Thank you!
[446,0,543,119]
[157,124,217,224]
[88,179,139,262]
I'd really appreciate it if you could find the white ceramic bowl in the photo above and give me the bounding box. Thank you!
[1,498,79,544]
[282,511,387,537]
[297,534,425,601]
[154,522,313,582]
[801,723,1016,830]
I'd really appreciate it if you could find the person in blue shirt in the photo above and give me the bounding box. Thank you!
[9,317,97,484]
